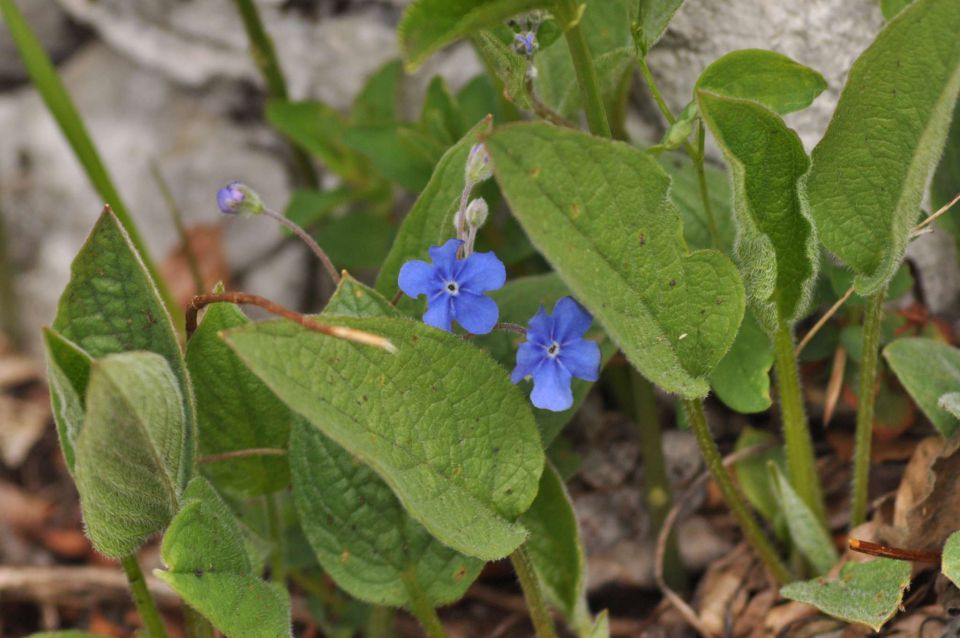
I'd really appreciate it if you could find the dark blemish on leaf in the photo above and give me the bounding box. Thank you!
[570,203,581,220]
[529,166,541,178]
[358,496,366,505]
[362,395,368,401]
[451,465,462,478]
[431,384,439,392]
[340,549,350,563]
[493,447,500,454]
[638,232,646,246]
[715,296,723,305]
[669,279,676,288]
[505,488,513,495]
[411,335,419,343]
[453,565,467,581]
[145,310,157,325]
[195,569,204,578]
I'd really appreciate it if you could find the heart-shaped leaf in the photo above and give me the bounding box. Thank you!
[697,90,817,331]
[696,50,827,115]
[75,352,186,557]
[186,303,291,496]
[52,208,195,476]
[224,316,544,561]
[487,122,745,397]
[884,337,960,438]
[805,0,960,295]
[780,558,912,631]
[635,0,685,56]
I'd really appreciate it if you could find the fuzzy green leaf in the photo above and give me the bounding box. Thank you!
[881,0,914,20]
[805,0,960,295]
[52,209,195,476]
[351,60,403,127]
[398,0,549,70]
[769,464,837,575]
[224,317,543,561]
[659,154,735,252]
[266,100,366,182]
[780,558,912,631]
[883,337,960,438]
[421,76,467,145]
[75,352,185,557]
[343,125,444,192]
[325,274,401,319]
[697,90,817,331]
[375,117,493,298]
[931,102,960,237]
[290,421,483,606]
[42,328,92,473]
[186,303,291,496]
[733,426,782,524]
[943,530,960,588]
[520,463,585,620]
[488,122,745,397]
[696,49,827,115]
[710,312,773,413]
[635,0,685,55]
[157,477,292,638]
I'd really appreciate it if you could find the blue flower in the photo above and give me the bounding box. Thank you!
[511,297,601,411]
[398,239,506,334]
[216,181,263,216]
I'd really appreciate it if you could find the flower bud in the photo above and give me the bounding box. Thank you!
[513,31,538,57]
[464,143,494,184]
[465,198,489,229]
[216,181,264,216]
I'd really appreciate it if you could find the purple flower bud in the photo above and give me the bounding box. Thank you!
[216,181,264,216]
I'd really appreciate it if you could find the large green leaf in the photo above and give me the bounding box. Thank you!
[634,0,685,56]
[697,90,817,331]
[769,464,837,575]
[224,317,543,560]
[659,154,735,251]
[708,311,773,414]
[75,352,185,558]
[520,463,585,621]
[375,118,493,299]
[943,530,960,588]
[351,60,403,127]
[186,303,291,496]
[266,100,366,183]
[805,0,960,295]
[883,337,960,438]
[696,50,827,115]
[157,477,291,638]
[398,0,549,70]
[488,122,745,397]
[780,558,912,631]
[290,421,483,606]
[42,328,92,473]
[52,208,195,475]
[343,125,444,192]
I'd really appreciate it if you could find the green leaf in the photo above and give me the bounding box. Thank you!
[421,76,467,145]
[881,0,914,20]
[471,29,533,112]
[488,122,745,397]
[75,352,185,557]
[375,117,493,299]
[351,59,403,127]
[224,317,544,561]
[0,1,176,323]
[42,328,92,473]
[769,464,837,575]
[520,462,585,619]
[317,213,396,272]
[943,530,960,588]
[806,0,960,295]
[939,392,960,419]
[52,209,195,473]
[695,49,827,115]
[588,610,610,638]
[883,337,960,438]
[481,273,615,445]
[659,154,735,253]
[398,0,549,70]
[266,100,365,182]
[186,303,291,496]
[556,47,636,121]
[733,426,783,524]
[635,0,685,55]
[931,100,960,238]
[157,477,291,638]
[709,311,773,414]
[282,187,356,230]
[343,124,444,191]
[290,421,483,606]
[697,90,817,331]
[457,74,502,127]
[324,274,400,319]
[780,558,912,631]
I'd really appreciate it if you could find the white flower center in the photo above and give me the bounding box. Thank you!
[445,281,459,295]
[547,341,560,358]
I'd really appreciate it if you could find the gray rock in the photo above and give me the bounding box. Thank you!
[0,4,86,85]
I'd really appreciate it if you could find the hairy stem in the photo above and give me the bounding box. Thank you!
[265,494,286,584]
[400,570,448,638]
[772,321,827,526]
[366,605,394,638]
[637,58,676,125]
[510,545,558,638]
[851,290,886,527]
[555,0,611,138]
[263,209,340,285]
[630,371,686,593]
[120,554,169,638]
[681,399,790,584]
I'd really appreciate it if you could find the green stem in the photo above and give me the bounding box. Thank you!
[510,545,558,638]
[183,605,215,638]
[637,58,676,125]
[772,321,827,527]
[400,570,448,638]
[230,0,318,189]
[681,399,791,584]
[366,605,394,638]
[630,371,686,593]
[265,494,286,584]
[851,290,886,527]
[120,554,170,638]
[555,0,611,138]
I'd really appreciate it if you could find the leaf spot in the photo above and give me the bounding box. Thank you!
[570,203,581,220]
[340,549,350,563]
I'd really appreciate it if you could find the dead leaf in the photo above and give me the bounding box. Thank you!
[39,528,91,558]
[0,480,51,530]
[0,393,51,468]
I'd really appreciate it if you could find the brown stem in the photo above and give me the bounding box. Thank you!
[198,448,287,465]
[186,292,395,353]
[848,538,941,564]
[262,209,340,286]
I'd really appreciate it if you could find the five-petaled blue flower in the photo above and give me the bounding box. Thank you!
[511,297,601,412]
[398,239,506,334]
